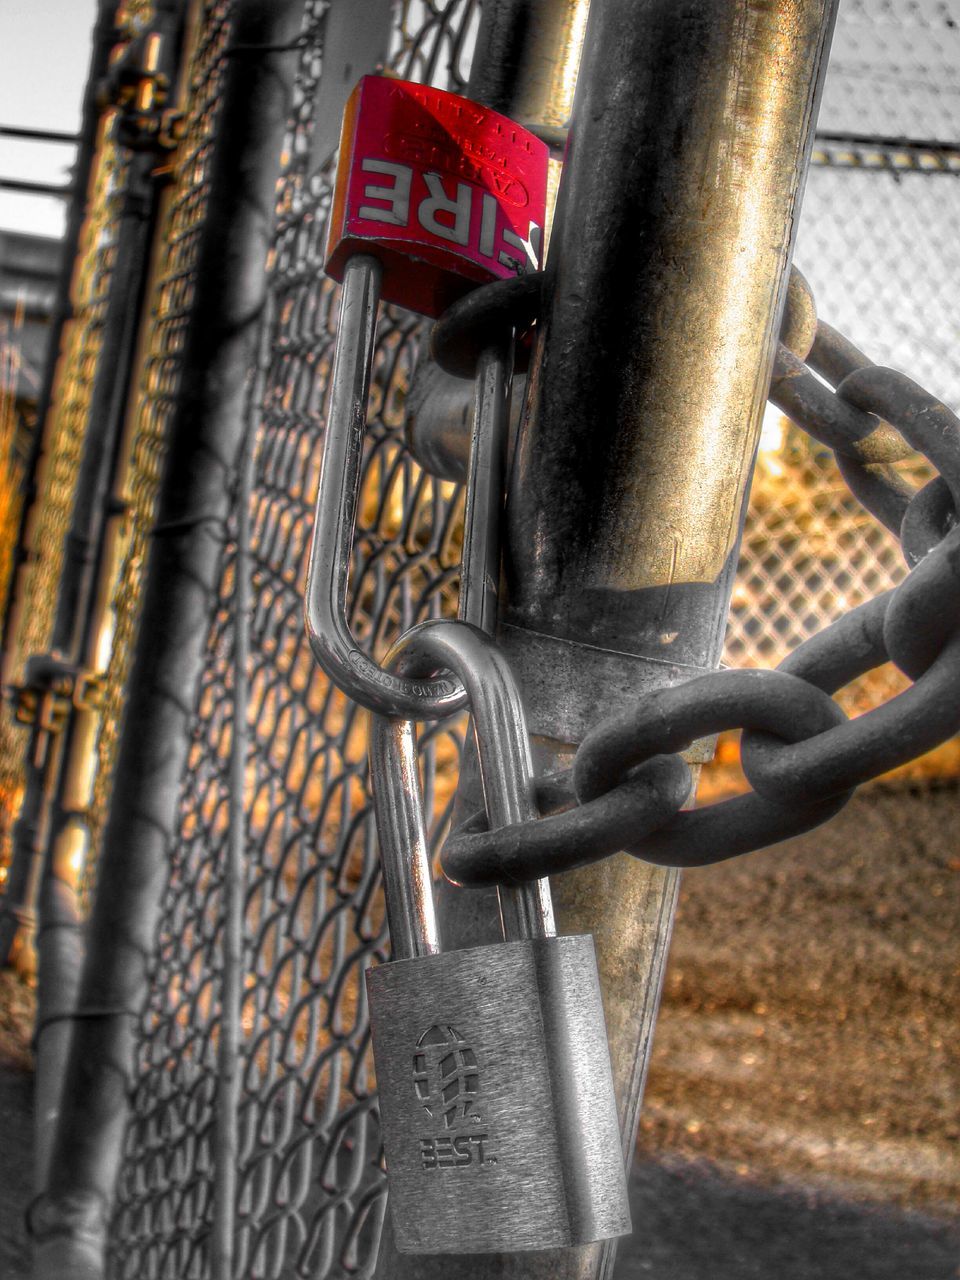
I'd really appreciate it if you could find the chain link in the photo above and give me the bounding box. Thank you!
[436,266,960,884]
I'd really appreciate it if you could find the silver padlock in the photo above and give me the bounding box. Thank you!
[366,619,632,1254]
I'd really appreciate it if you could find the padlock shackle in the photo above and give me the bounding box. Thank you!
[304,254,469,719]
[376,618,555,944]
[369,712,440,961]
[458,337,514,635]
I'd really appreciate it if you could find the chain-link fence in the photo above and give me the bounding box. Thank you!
[103,2,960,1277]
[2,0,957,1275]
[107,4,476,1276]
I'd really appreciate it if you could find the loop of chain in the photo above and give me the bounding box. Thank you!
[443,754,692,885]
[429,265,960,883]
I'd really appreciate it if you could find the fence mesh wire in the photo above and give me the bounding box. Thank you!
[23,0,954,1276]
[108,3,477,1276]
[725,0,959,719]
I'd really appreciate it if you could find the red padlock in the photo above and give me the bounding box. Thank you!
[324,75,549,318]
[306,80,549,717]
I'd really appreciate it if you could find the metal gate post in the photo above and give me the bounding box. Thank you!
[0,20,159,972]
[0,9,188,977]
[0,5,189,1203]
[507,2,838,1277]
[392,1,839,1277]
[31,4,304,1276]
[29,135,161,1172]
[30,129,173,1191]
[0,0,118,691]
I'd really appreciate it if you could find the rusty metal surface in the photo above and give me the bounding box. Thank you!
[0,112,128,921]
[33,3,293,1275]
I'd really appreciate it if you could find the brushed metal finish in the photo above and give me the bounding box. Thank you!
[494,5,839,1279]
[458,338,514,635]
[467,0,590,138]
[366,935,631,1254]
[505,0,840,665]
[369,713,440,961]
[417,2,840,1278]
[368,619,629,1254]
[498,622,715,753]
[381,619,554,943]
[404,359,475,483]
[303,254,466,718]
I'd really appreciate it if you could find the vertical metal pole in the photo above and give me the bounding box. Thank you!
[0,0,188,973]
[31,5,305,1276]
[506,3,838,1278]
[429,0,590,940]
[18,0,188,1198]
[0,0,118,688]
[30,149,165,1198]
[465,0,589,142]
[0,153,160,972]
[457,337,514,636]
[1,178,164,976]
[388,1,839,1278]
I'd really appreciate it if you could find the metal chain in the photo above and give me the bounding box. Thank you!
[433,266,960,884]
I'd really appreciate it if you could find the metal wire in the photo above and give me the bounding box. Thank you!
[724,434,933,714]
[4,114,128,695]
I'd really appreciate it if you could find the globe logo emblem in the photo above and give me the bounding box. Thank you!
[413,1024,480,1129]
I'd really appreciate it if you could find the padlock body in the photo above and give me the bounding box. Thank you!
[366,934,632,1254]
[325,76,549,318]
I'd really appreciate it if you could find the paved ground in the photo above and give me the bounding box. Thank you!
[623,1157,959,1279]
[1,783,957,1278]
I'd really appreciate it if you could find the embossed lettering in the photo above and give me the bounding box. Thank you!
[420,1133,490,1170]
[358,159,412,226]
[417,173,472,246]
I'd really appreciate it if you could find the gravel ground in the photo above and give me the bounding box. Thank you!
[1,783,957,1278]
[637,781,959,1219]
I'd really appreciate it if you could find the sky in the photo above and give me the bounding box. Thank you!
[0,0,98,237]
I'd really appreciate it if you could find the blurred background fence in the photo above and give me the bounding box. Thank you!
[0,1,957,1277]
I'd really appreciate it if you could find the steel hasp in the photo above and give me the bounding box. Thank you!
[324,75,549,318]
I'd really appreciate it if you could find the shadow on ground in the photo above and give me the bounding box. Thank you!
[621,1157,959,1280]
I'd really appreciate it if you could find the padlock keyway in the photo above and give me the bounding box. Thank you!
[366,620,632,1254]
